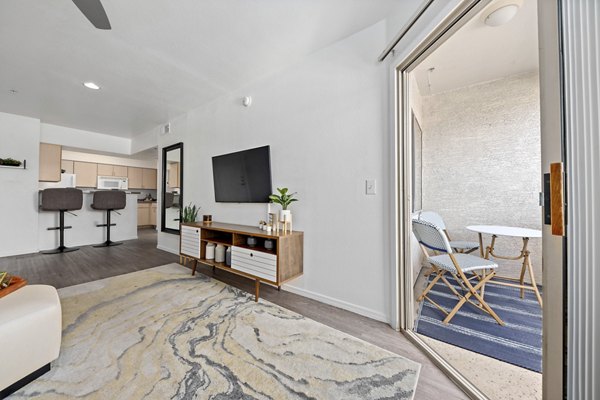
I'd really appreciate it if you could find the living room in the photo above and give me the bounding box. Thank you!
[0,1,598,400]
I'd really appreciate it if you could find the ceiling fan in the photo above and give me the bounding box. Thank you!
[72,0,112,30]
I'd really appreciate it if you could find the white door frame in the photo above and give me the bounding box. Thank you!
[388,0,565,398]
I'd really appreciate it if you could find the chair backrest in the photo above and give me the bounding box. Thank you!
[413,211,446,230]
[412,218,453,254]
[92,190,126,210]
[41,188,83,211]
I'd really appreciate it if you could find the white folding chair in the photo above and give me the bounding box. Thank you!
[412,218,504,325]
[414,211,479,254]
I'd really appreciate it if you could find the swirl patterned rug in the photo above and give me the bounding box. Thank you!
[10,264,420,399]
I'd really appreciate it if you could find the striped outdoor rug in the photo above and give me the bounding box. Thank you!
[415,275,542,372]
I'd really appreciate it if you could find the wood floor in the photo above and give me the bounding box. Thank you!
[0,229,467,400]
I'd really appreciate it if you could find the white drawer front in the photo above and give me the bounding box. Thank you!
[181,225,200,239]
[231,246,277,282]
[232,245,277,263]
[180,226,200,258]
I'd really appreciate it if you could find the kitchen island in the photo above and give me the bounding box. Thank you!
[38,191,139,251]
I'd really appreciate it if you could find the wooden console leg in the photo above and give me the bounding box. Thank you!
[192,259,198,276]
[277,286,281,291]
[255,279,260,302]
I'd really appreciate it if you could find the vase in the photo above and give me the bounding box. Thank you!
[280,210,291,222]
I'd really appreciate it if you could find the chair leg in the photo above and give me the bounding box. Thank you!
[42,210,79,254]
[94,210,123,248]
[418,267,444,302]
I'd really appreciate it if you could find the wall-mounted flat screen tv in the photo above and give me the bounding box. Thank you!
[212,145,272,203]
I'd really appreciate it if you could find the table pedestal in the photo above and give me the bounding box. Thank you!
[477,233,543,307]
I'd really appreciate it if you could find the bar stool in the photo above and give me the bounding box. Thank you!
[92,190,126,247]
[40,188,83,254]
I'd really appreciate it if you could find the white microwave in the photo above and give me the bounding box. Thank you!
[97,176,128,190]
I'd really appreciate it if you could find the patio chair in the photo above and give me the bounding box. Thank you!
[412,218,504,325]
[414,211,479,254]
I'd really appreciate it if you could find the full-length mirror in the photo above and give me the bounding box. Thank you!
[161,142,183,234]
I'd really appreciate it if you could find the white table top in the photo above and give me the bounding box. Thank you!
[466,225,542,238]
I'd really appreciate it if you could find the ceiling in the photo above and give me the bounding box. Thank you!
[0,0,412,138]
[413,0,538,96]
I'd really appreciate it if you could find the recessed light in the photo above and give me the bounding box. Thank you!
[83,82,101,90]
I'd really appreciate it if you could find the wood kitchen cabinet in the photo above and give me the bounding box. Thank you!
[142,168,157,190]
[167,162,180,188]
[98,164,127,177]
[137,202,157,227]
[128,167,143,189]
[39,143,62,182]
[61,160,74,174]
[73,161,98,188]
[127,167,158,189]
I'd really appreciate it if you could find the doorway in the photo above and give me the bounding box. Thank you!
[391,1,564,399]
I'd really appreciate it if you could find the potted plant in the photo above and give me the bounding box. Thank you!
[182,203,200,223]
[269,187,298,222]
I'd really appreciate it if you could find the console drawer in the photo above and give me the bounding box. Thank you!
[180,225,201,258]
[231,246,277,282]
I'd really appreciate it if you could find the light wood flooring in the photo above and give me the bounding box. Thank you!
[0,229,467,400]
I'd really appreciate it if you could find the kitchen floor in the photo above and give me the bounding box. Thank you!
[0,228,177,288]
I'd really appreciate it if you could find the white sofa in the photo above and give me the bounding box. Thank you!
[0,285,62,396]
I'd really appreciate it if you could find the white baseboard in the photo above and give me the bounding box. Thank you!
[157,244,179,255]
[282,284,389,324]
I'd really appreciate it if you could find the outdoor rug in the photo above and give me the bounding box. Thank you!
[10,263,421,399]
[415,274,542,372]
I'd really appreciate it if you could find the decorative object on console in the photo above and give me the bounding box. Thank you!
[0,158,23,167]
[215,244,226,263]
[206,243,215,260]
[225,246,231,266]
[203,214,212,224]
[182,203,200,223]
[264,239,274,251]
[246,237,257,248]
[269,187,298,220]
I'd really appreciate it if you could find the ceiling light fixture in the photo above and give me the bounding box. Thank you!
[83,82,101,90]
[484,4,520,27]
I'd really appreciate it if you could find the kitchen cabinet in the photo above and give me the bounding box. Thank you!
[142,168,157,190]
[129,167,157,189]
[39,143,62,182]
[167,162,180,188]
[137,202,157,227]
[98,164,128,177]
[61,160,74,174]
[128,167,143,189]
[73,161,98,188]
[150,203,157,226]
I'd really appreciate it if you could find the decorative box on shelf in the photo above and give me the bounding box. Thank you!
[179,222,303,301]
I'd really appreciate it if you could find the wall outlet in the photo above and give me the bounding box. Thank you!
[366,179,376,195]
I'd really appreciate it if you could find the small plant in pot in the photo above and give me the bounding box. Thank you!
[269,187,298,222]
[182,203,200,223]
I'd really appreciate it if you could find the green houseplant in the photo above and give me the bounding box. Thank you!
[181,203,200,223]
[269,188,298,221]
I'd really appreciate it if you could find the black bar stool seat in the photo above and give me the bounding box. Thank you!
[92,190,126,247]
[40,188,83,254]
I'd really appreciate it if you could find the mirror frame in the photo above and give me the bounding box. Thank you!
[161,142,183,235]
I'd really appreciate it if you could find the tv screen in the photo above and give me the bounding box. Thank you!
[212,145,273,203]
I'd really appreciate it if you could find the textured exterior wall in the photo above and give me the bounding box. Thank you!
[421,73,542,280]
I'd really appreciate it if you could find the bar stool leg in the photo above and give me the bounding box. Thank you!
[42,210,80,254]
[94,210,123,247]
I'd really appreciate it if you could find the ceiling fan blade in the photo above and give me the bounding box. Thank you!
[72,0,111,30]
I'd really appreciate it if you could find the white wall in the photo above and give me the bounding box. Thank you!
[62,150,157,169]
[154,21,392,321]
[41,123,131,155]
[0,112,41,256]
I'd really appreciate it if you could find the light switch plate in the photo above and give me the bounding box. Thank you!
[366,179,376,195]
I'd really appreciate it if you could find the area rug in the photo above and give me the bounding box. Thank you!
[10,264,420,399]
[415,275,542,372]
